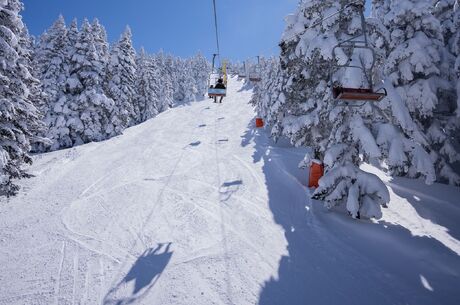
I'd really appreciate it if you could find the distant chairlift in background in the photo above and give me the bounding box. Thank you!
[238,62,247,79]
[249,56,262,82]
[330,2,387,106]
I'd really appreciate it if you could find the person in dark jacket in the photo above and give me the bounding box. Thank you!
[213,78,226,103]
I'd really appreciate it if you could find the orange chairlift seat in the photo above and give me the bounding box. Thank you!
[332,87,387,102]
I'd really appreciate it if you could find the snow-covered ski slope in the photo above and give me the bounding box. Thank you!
[1,77,459,305]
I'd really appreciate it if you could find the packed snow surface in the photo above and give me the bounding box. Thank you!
[1,78,459,305]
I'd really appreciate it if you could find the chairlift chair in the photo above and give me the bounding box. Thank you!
[330,2,387,106]
[238,62,247,78]
[249,70,262,82]
[208,71,227,97]
[207,53,227,98]
[249,56,262,82]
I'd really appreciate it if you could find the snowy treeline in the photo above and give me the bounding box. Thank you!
[252,0,460,218]
[33,16,211,151]
[0,3,210,195]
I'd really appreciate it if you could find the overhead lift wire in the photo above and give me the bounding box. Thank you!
[212,0,221,58]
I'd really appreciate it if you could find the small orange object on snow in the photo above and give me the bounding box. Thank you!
[308,160,324,188]
[255,118,264,128]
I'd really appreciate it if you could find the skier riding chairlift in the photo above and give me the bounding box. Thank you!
[213,78,226,103]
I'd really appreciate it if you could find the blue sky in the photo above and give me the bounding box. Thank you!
[22,0,371,62]
[22,0,298,62]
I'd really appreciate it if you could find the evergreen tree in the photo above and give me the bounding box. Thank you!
[454,1,460,114]
[190,53,211,99]
[250,57,285,128]
[64,18,114,145]
[67,18,79,47]
[172,58,188,102]
[106,26,137,129]
[372,0,460,185]
[183,58,198,102]
[20,26,48,150]
[91,18,109,64]
[0,0,45,195]
[274,0,391,218]
[135,48,161,123]
[33,15,69,151]
[34,15,67,109]
[431,0,460,183]
[155,51,174,111]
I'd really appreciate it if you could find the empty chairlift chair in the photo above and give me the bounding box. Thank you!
[249,56,262,82]
[249,68,262,82]
[330,2,387,105]
[238,62,247,79]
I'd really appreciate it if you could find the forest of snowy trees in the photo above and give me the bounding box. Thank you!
[0,0,210,195]
[2,0,459,217]
[251,0,460,218]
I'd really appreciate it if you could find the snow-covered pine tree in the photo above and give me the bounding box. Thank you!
[135,48,161,123]
[275,0,390,218]
[33,15,69,151]
[454,1,460,115]
[250,57,268,113]
[33,15,67,109]
[155,51,174,111]
[250,57,285,128]
[372,0,460,185]
[106,26,137,128]
[172,58,188,102]
[67,18,78,48]
[91,18,109,64]
[64,18,115,145]
[0,0,45,195]
[184,58,198,102]
[19,25,48,151]
[432,0,460,183]
[190,53,211,99]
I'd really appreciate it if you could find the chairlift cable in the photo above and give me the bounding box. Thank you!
[208,0,227,99]
[212,0,221,58]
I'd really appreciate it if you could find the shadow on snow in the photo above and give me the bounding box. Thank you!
[103,243,173,305]
[240,121,460,305]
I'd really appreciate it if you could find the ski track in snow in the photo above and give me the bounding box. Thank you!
[1,77,460,305]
